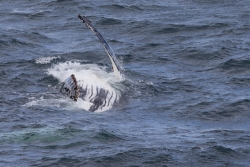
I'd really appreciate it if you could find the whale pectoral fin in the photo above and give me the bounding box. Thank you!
[60,74,79,101]
[78,14,122,79]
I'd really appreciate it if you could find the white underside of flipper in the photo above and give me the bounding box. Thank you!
[78,14,123,80]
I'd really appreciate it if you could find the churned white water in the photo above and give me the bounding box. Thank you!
[35,56,61,64]
[25,60,124,112]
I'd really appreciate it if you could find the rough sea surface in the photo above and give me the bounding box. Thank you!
[1,0,250,166]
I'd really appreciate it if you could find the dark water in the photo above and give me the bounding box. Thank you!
[1,0,250,166]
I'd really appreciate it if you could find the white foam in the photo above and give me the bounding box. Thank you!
[24,96,93,111]
[47,61,123,83]
[24,96,65,108]
[35,56,61,64]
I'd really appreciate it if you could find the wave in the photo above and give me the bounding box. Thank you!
[219,58,250,72]
[157,23,229,34]
[99,4,143,12]
[98,18,122,25]
[182,99,250,121]
[0,126,82,144]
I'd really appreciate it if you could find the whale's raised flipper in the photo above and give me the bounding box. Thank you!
[78,14,122,79]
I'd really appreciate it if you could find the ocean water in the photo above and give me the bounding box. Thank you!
[1,0,250,166]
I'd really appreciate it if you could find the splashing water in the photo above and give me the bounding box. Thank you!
[46,61,124,112]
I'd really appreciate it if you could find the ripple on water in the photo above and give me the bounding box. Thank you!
[219,58,250,73]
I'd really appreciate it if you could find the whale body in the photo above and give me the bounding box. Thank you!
[60,15,122,112]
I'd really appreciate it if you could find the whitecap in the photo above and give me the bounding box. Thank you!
[35,56,61,64]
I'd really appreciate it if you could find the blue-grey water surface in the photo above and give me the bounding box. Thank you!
[1,0,250,166]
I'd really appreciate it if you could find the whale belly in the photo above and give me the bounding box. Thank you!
[60,74,120,112]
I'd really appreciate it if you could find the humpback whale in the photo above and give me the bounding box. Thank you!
[60,15,122,112]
